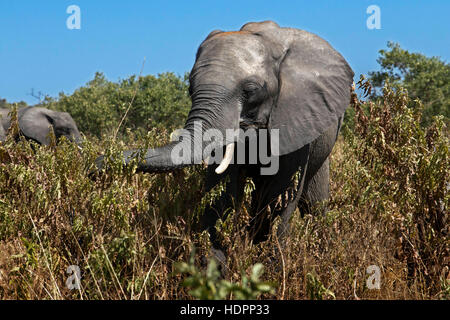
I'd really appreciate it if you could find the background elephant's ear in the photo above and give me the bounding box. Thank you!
[269,29,354,156]
[19,107,54,145]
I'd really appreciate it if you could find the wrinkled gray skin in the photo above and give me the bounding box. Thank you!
[0,107,82,145]
[96,21,354,262]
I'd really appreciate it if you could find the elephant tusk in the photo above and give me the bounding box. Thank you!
[215,143,234,174]
[170,129,184,142]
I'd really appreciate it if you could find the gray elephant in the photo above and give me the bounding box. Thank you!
[0,106,82,145]
[96,21,354,258]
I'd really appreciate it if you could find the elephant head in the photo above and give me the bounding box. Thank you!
[111,21,353,173]
[0,107,82,145]
[18,107,82,145]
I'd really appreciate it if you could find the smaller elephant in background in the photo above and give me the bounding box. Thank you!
[0,106,82,146]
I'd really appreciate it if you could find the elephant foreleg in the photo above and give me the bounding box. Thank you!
[200,161,246,250]
[248,145,310,244]
[298,156,330,216]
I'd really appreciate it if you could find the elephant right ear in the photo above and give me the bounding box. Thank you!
[268,28,354,156]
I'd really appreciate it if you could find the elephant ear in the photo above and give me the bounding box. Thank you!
[19,107,55,145]
[243,23,354,156]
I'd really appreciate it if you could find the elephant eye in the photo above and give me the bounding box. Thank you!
[242,83,260,98]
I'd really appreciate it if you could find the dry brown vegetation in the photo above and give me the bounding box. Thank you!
[0,79,448,300]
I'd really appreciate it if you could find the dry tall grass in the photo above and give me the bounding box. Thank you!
[0,80,448,300]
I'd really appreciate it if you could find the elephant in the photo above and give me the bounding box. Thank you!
[96,21,354,263]
[0,106,82,145]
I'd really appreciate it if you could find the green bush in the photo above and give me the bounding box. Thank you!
[369,42,450,127]
[0,99,28,109]
[175,248,275,300]
[44,72,191,138]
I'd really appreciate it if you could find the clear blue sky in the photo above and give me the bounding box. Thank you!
[1,0,449,104]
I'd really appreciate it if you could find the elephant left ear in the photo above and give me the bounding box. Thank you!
[19,107,54,145]
[267,28,354,156]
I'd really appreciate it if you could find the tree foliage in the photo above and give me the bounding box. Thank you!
[369,42,449,127]
[44,72,191,138]
[0,98,28,109]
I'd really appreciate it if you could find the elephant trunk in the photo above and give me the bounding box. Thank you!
[125,119,208,173]
[121,84,238,173]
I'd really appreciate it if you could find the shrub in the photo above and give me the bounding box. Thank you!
[45,72,191,138]
[175,248,275,300]
[369,42,450,127]
[348,75,448,294]
[0,76,447,300]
